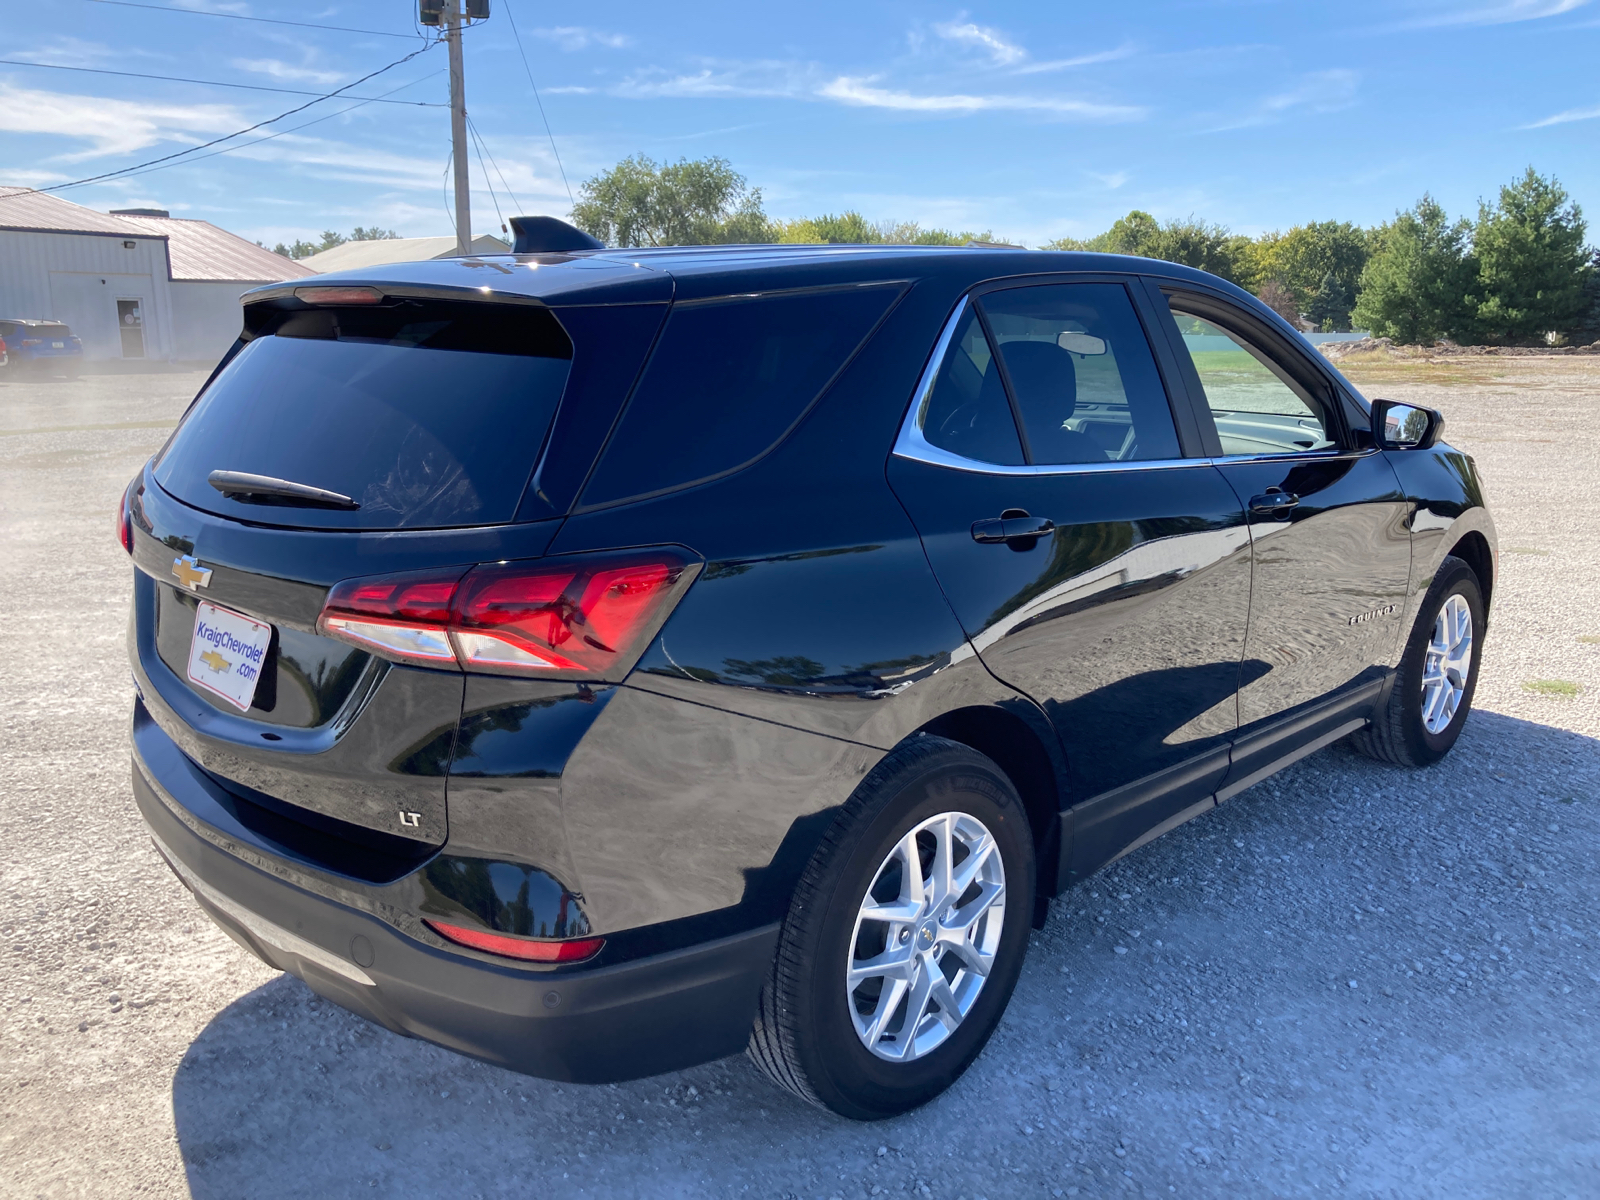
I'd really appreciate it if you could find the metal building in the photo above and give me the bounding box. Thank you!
[0,188,312,364]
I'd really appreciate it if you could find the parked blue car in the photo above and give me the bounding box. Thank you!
[0,319,83,374]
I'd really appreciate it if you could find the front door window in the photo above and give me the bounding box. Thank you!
[1169,309,1333,456]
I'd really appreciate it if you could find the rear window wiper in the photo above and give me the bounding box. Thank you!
[208,470,359,510]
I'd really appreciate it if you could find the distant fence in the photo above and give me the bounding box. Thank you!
[1302,332,1372,345]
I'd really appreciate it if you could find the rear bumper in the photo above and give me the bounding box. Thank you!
[132,712,779,1084]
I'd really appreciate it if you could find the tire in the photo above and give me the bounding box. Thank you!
[748,736,1035,1119]
[1350,554,1484,767]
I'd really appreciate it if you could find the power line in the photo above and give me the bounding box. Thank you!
[88,72,445,187]
[502,0,573,206]
[0,57,444,106]
[37,41,442,193]
[469,120,507,236]
[86,0,420,39]
[467,114,526,216]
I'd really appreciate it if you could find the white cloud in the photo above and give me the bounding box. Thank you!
[1089,170,1130,189]
[609,60,1142,121]
[612,61,814,101]
[1014,45,1137,75]
[0,82,243,160]
[231,58,346,87]
[530,26,632,51]
[1401,0,1588,26]
[818,76,1144,120]
[9,38,137,69]
[930,18,1132,75]
[1524,102,1600,126]
[934,20,1028,66]
[1205,69,1359,131]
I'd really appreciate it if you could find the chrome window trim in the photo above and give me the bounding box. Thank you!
[893,297,1205,478]
[891,297,1387,479]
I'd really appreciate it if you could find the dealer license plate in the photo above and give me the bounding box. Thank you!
[187,601,271,712]
[52,341,64,349]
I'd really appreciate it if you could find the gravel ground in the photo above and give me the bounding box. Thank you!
[1,360,1597,1199]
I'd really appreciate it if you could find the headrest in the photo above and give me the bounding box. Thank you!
[1001,340,1078,418]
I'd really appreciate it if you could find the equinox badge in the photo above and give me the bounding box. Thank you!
[171,555,213,591]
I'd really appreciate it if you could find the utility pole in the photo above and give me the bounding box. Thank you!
[445,0,471,256]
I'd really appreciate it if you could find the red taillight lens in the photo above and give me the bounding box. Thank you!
[318,566,470,667]
[452,556,688,677]
[316,549,699,681]
[424,919,604,963]
[115,485,133,554]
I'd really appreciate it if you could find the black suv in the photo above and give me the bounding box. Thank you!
[124,239,1495,1119]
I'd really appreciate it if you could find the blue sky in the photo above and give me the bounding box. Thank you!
[3,0,1598,249]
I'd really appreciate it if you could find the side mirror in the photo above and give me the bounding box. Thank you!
[1371,399,1444,451]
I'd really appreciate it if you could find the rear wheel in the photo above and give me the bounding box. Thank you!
[748,737,1034,1119]
[1351,554,1484,766]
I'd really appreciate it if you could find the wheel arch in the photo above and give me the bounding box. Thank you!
[910,703,1067,921]
[1446,529,1494,615]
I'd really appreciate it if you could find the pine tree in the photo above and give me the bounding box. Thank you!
[1471,168,1590,343]
[1351,195,1475,344]
[1307,271,1355,332]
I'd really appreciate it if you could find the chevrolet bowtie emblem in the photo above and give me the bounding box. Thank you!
[171,555,213,591]
[198,649,230,673]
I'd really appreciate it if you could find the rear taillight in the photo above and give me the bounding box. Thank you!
[116,484,133,554]
[424,919,604,963]
[317,548,699,681]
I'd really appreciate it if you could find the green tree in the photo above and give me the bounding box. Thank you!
[270,226,401,260]
[1252,221,1372,329]
[1471,167,1590,343]
[570,155,771,246]
[876,219,993,246]
[771,213,996,245]
[1306,270,1355,332]
[1351,195,1475,344]
[271,239,320,259]
[1044,210,1250,285]
[774,211,881,244]
[1044,209,1160,255]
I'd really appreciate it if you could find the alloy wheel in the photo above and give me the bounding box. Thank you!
[1421,593,1473,735]
[846,811,1006,1062]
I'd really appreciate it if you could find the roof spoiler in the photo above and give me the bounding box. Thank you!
[508,215,604,254]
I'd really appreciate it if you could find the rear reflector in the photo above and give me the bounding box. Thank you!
[316,548,699,681]
[424,919,604,963]
[293,285,383,305]
[116,484,133,554]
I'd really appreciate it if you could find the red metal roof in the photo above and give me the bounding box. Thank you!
[0,186,146,235]
[116,214,313,283]
[0,187,312,282]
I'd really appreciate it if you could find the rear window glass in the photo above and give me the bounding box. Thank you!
[579,284,900,508]
[153,299,572,530]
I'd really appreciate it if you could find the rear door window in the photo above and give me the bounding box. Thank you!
[153,299,573,530]
[920,303,1025,466]
[978,282,1182,465]
[579,284,901,508]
